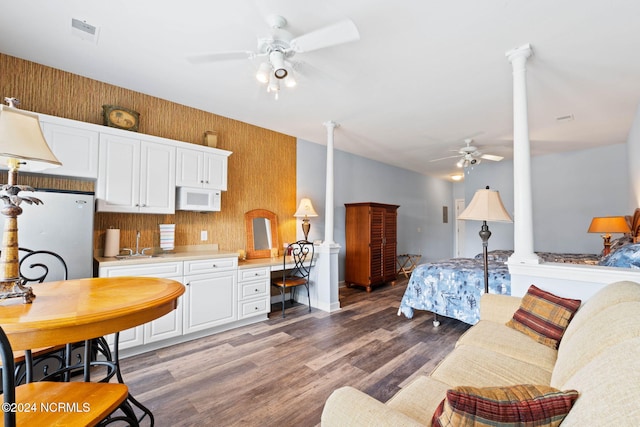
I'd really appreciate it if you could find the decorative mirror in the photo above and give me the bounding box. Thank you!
[245,209,279,259]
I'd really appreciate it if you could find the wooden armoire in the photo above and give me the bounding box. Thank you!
[344,202,399,292]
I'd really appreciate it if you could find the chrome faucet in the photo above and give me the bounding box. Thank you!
[119,231,153,257]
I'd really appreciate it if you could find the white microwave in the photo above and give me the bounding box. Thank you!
[176,187,221,212]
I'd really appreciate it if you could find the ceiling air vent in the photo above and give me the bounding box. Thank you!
[71,18,100,44]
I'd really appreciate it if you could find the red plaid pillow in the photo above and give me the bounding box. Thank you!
[506,284,581,349]
[432,384,579,427]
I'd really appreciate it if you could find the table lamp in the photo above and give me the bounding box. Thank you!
[588,216,631,256]
[0,98,61,303]
[293,198,318,241]
[458,186,512,294]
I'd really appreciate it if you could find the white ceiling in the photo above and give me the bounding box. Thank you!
[1,0,639,181]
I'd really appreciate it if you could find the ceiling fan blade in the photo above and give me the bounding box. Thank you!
[186,50,255,64]
[289,19,360,53]
[429,155,461,162]
[480,154,504,162]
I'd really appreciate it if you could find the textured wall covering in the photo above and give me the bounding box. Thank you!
[0,54,297,254]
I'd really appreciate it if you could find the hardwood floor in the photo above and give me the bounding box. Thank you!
[119,279,470,426]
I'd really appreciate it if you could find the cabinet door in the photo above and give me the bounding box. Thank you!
[183,271,237,333]
[369,207,385,284]
[176,148,204,187]
[96,134,140,213]
[383,208,398,281]
[139,141,176,214]
[144,276,184,343]
[203,152,228,190]
[40,122,99,178]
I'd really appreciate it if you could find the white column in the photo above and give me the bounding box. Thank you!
[506,44,540,265]
[323,121,338,245]
[306,121,341,313]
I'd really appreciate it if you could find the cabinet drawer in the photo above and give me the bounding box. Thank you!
[184,257,237,275]
[239,280,268,300]
[238,267,269,282]
[239,297,269,318]
[99,261,183,278]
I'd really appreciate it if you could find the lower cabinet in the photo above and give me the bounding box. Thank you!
[183,270,237,333]
[98,256,262,354]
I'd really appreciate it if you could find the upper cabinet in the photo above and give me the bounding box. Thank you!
[96,134,176,214]
[39,122,100,179]
[176,147,229,191]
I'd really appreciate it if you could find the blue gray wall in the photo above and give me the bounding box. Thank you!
[297,138,454,282]
[461,142,629,257]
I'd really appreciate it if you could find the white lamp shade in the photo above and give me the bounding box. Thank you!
[458,188,512,222]
[0,105,61,171]
[294,198,318,218]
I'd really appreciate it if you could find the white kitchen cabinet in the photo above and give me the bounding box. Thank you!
[39,122,99,179]
[97,133,176,213]
[183,257,238,333]
[98,261,184,350]
[176,147,228,190]
[237,267,270,319]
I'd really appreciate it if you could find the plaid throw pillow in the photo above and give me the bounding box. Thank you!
[432,384,579,427]
[506,284,581,349]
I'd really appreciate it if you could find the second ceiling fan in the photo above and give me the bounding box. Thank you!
[430,139,504,168]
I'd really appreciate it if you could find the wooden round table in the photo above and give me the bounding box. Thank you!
[0,276,184,351]
[0,276,185,426]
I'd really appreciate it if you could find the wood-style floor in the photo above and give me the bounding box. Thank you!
[119,279,470,427]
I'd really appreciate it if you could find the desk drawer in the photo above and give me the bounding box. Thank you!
[239,280,268,299]
[184,257,237,275]
[239,297,269,318]
[238,267,269,282]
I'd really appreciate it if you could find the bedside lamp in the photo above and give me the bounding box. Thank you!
[0,98,61,303]
[293,198,318,241]
[458,186,512,294]
[588,216,631,256]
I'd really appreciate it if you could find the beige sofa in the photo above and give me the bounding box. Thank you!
[321,280,640,426]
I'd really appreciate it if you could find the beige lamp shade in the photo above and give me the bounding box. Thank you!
[0,105,61,171]
[294,198,318,218]
[458,188,513,222]
[587,216,630,234]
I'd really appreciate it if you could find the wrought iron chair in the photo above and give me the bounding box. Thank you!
[271,240,314,317]
[0,324,133,427]
[11,249,114,384]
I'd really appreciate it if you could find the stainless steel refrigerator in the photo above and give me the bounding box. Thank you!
[1,189,94,281]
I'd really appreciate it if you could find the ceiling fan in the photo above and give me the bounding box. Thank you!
[186,14,360,98]
[430,139,504,168]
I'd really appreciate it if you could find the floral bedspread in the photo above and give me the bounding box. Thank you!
[398,258,511,325]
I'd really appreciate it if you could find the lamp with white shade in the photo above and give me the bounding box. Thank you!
[0,98,61,303]
[293,198,318,241]
[457,186,512,294]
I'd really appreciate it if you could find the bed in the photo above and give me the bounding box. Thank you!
[398,210,640,326]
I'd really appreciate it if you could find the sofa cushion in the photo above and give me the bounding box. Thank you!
[556,337,640,427]
[559,280,640,347]
[386,376,451,426]
[506,285,581,349]
[551,301,640,388]
[456,320,557,371]
[430,345,553,388]
[431,384,579,427]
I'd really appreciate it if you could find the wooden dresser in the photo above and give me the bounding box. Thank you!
[345,202,399,292]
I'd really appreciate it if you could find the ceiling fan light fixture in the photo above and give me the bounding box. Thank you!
[256,62,271,83]
[267,73,280,93]
[269,50,287,79]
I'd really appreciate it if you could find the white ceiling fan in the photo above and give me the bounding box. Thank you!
[430,139,504,168]
[186,14,360,99]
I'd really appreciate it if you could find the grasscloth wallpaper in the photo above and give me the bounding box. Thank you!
[0,54,297,254]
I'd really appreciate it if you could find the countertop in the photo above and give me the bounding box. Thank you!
[94,245,290,270]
